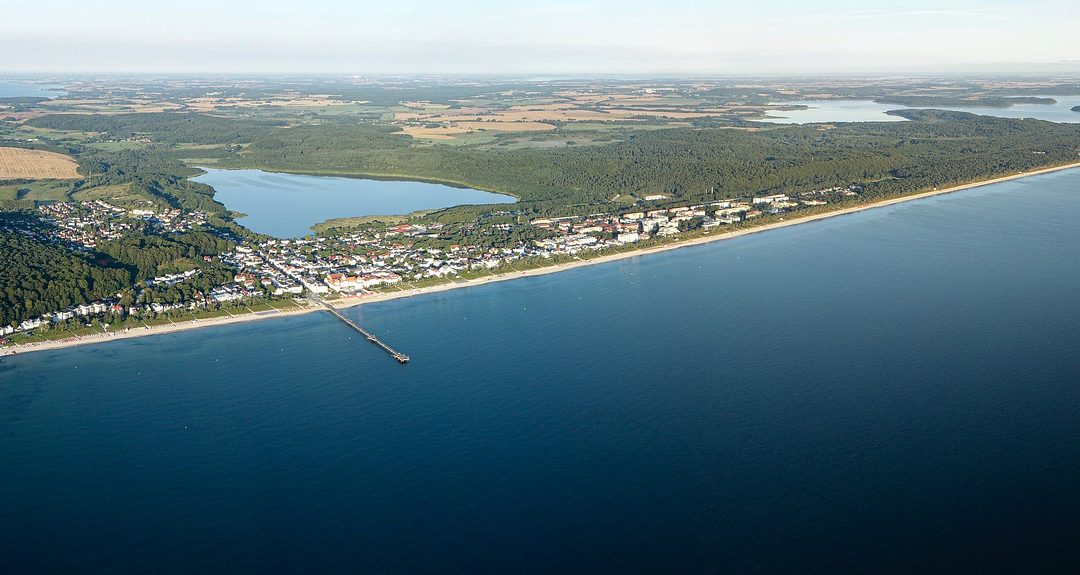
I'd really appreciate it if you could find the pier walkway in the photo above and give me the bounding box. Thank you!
[315,298,410,364]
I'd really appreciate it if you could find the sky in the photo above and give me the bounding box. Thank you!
[3,0,1079,75]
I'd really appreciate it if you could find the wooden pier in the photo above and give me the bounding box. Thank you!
[317,299,409,364]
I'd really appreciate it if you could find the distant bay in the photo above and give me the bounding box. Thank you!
[0,80,66,99]
[762,95,1080,124]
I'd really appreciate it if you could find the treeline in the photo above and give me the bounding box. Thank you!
[216,110,1080,219]
[18,109,1080,224]
[97,230,235,280]
[71,147,235,215]
[139,265,235,305]
[27,112,282,144]
[0,211,237,325]
[0,227,130,327]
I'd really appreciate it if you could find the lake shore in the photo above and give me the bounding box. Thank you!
[5,161,1080,357]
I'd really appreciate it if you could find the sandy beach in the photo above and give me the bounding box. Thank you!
[5,161,1079,357]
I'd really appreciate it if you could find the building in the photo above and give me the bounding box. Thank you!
[752,194,790,205]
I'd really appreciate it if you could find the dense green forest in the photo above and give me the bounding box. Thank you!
[75,147,230,213]
[214,110,1080,218]
[0,212,237,325]
[23,109,1080,221]
[0,226,130,327]
[96,230,235,279]
[6,105,1080,326]
[28,112,282,144]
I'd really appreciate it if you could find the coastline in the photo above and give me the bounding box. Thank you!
[5,160,1080,357]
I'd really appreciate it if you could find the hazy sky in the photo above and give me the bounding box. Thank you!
[4,0,1079,74]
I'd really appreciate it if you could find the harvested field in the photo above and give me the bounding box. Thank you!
[454,121,555,132]
[399,126,461,140]
[43,98,185,114]
[395,104,734,126]
[399,120,555,140]
[181,95,360,112]
[0,147,80,179]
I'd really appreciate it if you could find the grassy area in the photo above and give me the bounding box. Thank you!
[0,179,75,202]
[13,125,101,144]
[405,130,502,147]
[313,211,434,234]
[72,183,163,207]
[85,140,147,151]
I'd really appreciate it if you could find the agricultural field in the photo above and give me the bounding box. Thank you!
[0,146,80,179]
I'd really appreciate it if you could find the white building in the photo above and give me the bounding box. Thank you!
[752,194,790,205]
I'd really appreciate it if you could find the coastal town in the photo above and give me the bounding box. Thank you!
[1,185,861,342]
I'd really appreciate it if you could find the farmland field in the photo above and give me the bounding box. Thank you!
[0,146,80,179]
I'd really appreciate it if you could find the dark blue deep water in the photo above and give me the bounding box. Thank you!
[4,170,1080,573]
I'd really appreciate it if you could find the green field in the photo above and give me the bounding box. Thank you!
[0,179,75,202]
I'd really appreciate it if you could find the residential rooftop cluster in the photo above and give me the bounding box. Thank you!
[34,200,209,250]
[214,186,856,298]
[5,184,858,338]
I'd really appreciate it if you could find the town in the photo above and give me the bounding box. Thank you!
[1,185,859,340]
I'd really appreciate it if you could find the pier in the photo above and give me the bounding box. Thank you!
[316,299,410,364]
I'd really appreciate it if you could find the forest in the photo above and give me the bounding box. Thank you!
[203,109,1080,219]
[6,105,1080,325]
[25,109,1080,222]
[0,212,237,326]
[0,226,130,327]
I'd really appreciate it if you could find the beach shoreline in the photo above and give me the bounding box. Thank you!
[5,161,1079,357]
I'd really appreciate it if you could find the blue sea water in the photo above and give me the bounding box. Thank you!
[761,96,1080,124]
[0,80,66,99]
[3,170,1080,573]
[191,168,517,237]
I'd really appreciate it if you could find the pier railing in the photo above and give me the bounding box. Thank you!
[314,297,409,364]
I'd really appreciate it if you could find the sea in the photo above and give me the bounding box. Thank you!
[3,169,1080,573]
[0,80,66,99]
[760,96,1080,124]
[192,168,516,237]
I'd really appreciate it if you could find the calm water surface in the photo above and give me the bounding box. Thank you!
[4,170,1080,573]
[192,168,516,237]
[0,80,66,99]
[759,99,910,123]
[762,96,1080,124]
